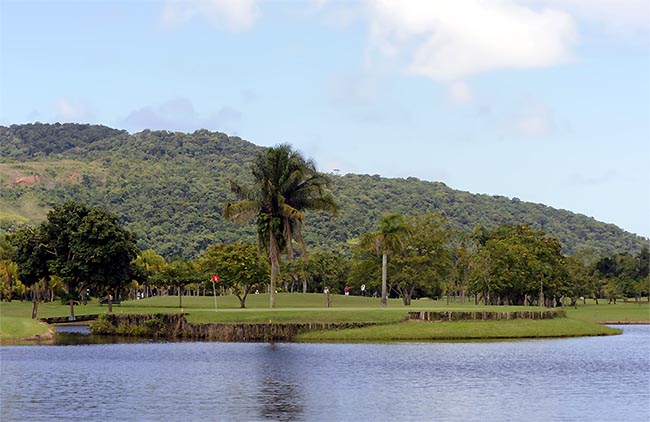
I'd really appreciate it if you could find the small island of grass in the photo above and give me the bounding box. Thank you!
[2,294,647,344]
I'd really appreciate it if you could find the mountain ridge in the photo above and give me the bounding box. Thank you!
[1,123,646,258]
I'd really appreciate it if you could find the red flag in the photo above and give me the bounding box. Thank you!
[211,274,221,283]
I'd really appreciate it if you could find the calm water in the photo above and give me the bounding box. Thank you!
[1,326,648,422]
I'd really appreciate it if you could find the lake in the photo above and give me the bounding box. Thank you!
[1,325,648,422]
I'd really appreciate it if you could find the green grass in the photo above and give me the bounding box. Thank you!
[565,302,650,323]
[0,316,51,342]
[1,293,646,343]
[295,318,621,342]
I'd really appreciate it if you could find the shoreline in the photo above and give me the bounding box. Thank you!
[2,297,648,345]
[2,323,639,346]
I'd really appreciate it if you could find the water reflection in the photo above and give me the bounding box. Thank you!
[256,344,305,421]
[55,324,91,334]
[1,326,648,422]
[54,325,185,346]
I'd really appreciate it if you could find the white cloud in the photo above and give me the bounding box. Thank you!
[366,0,578,82]
[162,0,261,31]
[54,98,94,122]
[310,0,361,29]
[534,0,649,33]
[118,98,242,134]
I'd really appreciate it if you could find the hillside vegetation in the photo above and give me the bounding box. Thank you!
[1,123,646,258]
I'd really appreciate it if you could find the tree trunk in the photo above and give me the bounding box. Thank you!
[237,293,247,308]
[381,251,388,307]
[178,286,183,308]
[284,216,294,261]
[269,231,280,309]
[401,287,412,306]
[69,300,76,321]
[31,300,39,319]
[302,278,307,294]
[108,294,113,314]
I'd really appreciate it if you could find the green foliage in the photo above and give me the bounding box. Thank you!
[470,225,568,306]
[300,249,351,293]
[7,201,139,316]
[393,214,451,305]
[90,314,154,336]
[5,227,50,289]
[161,259,203,288]
[133,249,167,282]
[0,123,125,161]
[89,314,116,334]
[591,246,650,302]
[351,213,451,305]
[0,123,646,260]
[197,242,269,308]
[224,144,338,308]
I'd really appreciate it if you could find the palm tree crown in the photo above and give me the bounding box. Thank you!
[224,144,338,307]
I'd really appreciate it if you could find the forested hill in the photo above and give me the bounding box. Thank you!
[1,123,647,258]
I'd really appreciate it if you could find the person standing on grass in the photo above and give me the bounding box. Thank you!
[324,287,332,307]
[360,284,366,296]
[344,285,350,296]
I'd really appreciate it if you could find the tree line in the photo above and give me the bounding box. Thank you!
[2,201,647,316]
[1,143,648,317]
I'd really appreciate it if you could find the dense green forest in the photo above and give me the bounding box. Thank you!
[1,123,647,258]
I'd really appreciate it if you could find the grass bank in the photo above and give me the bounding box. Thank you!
[295,318,620,342]
[1,294,646,343]
[0,315,52,344]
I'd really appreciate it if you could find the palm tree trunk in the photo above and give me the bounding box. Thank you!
[381,251,388,307]
[269,231,280,308]
[283,217,294,261]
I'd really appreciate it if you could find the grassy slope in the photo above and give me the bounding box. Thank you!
[0,160,107,225]
[0,316,51,342]
[2,294,647,343]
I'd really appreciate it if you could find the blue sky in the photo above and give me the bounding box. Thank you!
[1,0,649,237]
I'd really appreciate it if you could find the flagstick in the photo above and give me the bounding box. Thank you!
[212,280,218,312]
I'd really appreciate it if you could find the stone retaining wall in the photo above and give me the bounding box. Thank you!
[408,310,565,321]
[91,313,374,342]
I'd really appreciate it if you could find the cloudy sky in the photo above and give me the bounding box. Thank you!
[1,0,648,237]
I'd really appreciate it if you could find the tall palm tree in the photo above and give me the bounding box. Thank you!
[374,213,410,307]
[224,144,337,308]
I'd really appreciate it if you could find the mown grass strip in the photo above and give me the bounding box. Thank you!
[0,316,51,342]
[295,318,622,342]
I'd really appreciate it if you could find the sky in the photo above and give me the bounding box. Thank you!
[1,0,649,238]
